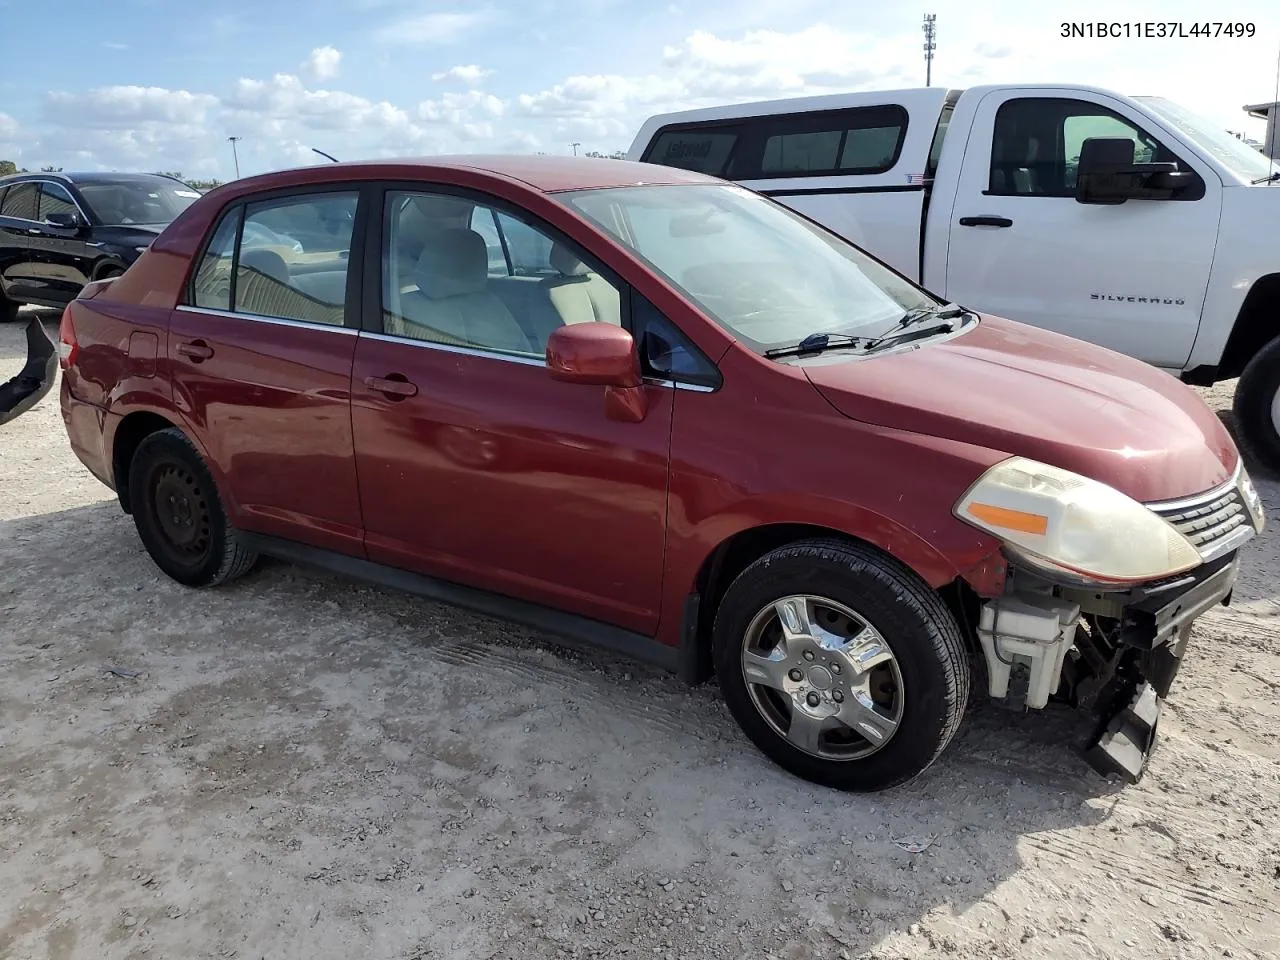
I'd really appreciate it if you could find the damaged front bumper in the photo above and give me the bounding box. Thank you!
[976,550,1241,784]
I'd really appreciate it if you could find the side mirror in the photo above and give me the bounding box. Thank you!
[44,211,86,231]
[545,322,647,422]
[1075,136,1181,204]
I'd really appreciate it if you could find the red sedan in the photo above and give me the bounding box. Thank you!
[57,155,1264,791]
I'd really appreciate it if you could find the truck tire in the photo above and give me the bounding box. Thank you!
[711,537,970,792]
[1231,335,1280,474]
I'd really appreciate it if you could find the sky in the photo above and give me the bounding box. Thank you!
[0,0,1278,180]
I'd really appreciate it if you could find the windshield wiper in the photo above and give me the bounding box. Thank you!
[763,332,867,359]
[863,323,955,355]
[1250,171,1280,185]
[896,302,968,328]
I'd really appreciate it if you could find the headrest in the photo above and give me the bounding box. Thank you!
[414,228,488,299]
[406,194,474,226]
[239,247,290,284]
[549,242,589,277]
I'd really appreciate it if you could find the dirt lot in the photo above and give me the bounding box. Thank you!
[1,309,1277,960]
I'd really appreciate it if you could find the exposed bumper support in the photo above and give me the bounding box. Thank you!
[977,553,1240,783]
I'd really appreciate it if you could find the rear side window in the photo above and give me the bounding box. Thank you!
[642,105,908,180]
[0,182,37,220]
[187,191,359,325]
[643,129,740,175]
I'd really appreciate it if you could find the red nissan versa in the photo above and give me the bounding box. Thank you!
[57,156,1265,792]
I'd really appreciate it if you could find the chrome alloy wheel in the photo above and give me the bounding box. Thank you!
[740,594,904,761]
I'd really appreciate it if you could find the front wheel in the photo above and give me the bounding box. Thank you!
[712,538,970,792]
[0,288,20,323]
[1232,335,1280,475]
[127,427,258,587]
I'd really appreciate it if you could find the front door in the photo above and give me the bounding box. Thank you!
[943,88,1221,370]
[351,187,674,634]
[34,181,95,301]
[169,187,366,555]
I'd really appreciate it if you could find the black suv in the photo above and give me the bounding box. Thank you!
[0,171,203,322]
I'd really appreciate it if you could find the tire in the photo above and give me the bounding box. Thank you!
[126,427,258,587]
[711,537,970,792]
[1232,335,1280,475]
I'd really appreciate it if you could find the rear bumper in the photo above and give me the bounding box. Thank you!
[59,379,114,489]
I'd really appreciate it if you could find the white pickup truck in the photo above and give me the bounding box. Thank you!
[627,84,1280,469]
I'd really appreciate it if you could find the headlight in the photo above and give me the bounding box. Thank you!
[954,457,1202,584]
[1239,466,1266,533]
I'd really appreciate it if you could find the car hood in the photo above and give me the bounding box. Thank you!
[802,314,1239,504]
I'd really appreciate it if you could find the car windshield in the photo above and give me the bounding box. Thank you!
[1135,96,1278,182]
[557,183,941,351]
[77,178,203,226]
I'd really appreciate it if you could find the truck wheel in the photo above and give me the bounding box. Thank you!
[127,427,258,587]
[1231,335,1280,474]
[711,538,970,792]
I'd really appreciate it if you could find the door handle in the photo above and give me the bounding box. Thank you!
[364,374,418,399]
[957,215,1013,228]
[177,340,214,361]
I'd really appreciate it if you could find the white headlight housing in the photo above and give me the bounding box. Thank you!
[954,457,1202,584]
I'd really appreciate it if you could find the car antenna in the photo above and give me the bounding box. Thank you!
[311,148,339,163]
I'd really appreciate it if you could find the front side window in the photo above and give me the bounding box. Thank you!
[188,191,357,325]
[381,190,623,358]
[560,183,937,352]
[77,178,202,225]
[37,183,79,221]
[989,97,1199,197]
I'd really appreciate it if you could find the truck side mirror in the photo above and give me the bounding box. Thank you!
[1075,136,1183,205]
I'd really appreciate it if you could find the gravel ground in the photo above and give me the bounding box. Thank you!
[1,308,1278,960]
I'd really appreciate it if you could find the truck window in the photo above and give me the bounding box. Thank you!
[643,128,740,175]
[754,106,907,177]
[989,97,1198,198]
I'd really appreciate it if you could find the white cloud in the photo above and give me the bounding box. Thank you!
[373,11,491,45]
[303,46,342,81]
[432,64,493,86]
[14,19,1275,176]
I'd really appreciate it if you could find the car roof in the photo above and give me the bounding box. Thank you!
[224,154,722,195]
[0,170,185,186]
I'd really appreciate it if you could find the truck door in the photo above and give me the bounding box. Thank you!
[942,88,1220,371]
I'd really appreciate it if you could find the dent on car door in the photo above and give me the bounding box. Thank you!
[172,187,367,555]
[350,187,676,633]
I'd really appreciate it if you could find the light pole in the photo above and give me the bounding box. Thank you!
[227,136,242,178]
[311,147,339,163]
[569,142,580,156]
[922,14,937,87]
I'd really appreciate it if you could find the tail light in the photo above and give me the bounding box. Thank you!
[58,305,78,370]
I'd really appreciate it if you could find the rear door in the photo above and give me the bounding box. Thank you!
[0,182,44,303]
[942,89,1220,369]
[169,185,368,556]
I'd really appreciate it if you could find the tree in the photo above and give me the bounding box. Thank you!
[40,165,63,173]
[585,150,627,159]
[0,160,17,177]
